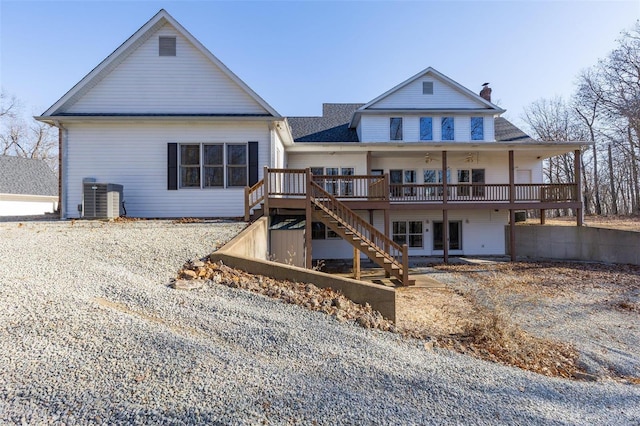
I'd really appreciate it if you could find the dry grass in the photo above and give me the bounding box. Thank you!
[397,260,640,380]
[520,214,640,232]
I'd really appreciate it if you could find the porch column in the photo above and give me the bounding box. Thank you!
[575,149,583,226]
[540,209,546,225]
[442,151,449,264]
[366,151,372,174]
[384,208,391,278]
[353,246,361,280]
[305,169,313,269]
[509,150,516,261]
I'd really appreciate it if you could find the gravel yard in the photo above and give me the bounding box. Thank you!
[1,220,639,424]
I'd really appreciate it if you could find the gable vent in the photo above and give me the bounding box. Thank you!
[159,36,176,56]
[422,81,434,95]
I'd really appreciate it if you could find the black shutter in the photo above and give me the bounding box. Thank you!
[248,141,259,186]
[168,143,177,190]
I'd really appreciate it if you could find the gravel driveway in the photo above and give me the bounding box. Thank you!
[1,220,639,424]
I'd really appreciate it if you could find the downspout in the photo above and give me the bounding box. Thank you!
[52,120,67,219]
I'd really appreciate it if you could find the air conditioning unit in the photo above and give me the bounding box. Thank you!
[82,182,124,219]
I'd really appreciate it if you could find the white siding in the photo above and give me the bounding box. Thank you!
[370,77,487,110]
[360,115,496,142]
[66,24,268,115]
[312,210,370,260]
[287,153,367,174]
[63,120,271,218]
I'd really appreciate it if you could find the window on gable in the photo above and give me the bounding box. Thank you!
[441,117,454,141]
[422,81,433,95]
[420,117,433,141]
[390,117,403,141]
[471,117,484,140]
[159,36,177,56]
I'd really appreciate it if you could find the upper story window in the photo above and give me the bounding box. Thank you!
[390,117,403,141]
[471,117,484,140]
[420,117,433,141]
[422,81,434,95]
[159,36,177,56]
[441,117,454,141]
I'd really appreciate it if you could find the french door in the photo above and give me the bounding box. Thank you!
[433,221,462,250]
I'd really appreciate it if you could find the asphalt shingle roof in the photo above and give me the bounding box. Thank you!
[288,104,535,143]
[288,104,363,142]
[0,156,58,196]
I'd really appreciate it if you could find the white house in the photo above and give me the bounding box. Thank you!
[0,155,58,216]
[37,10,585,282]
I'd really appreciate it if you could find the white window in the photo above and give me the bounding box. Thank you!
[390,117,403,141]
[424,169,450,197]
[311,167,354,196]
[390,169,416,197]
[179,143,246,188]
[457,169,485,197]
[471,117,484,140]
[422,81,434,95]
[441,117,454,141]
[393,221,423,248]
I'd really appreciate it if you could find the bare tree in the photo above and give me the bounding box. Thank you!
[0,92,58,173]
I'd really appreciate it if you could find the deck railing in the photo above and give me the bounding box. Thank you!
[245,170,579,217]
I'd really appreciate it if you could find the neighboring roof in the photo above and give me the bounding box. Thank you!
[0,156,58,196]
[288,104,363,142]
[494,117,536,142]
[288,104,536,144]
[38,9,281,120]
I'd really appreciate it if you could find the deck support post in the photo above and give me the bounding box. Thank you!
[540,209,546,225]
[402,244,409,285]
[442,151,449,264]
[353,246,361,280]
[509,150,516,261]
[305,169,313,269]
[244,186,250,222]
[263,166,270,216]
[384,208,390,278]
[575,149,583,226]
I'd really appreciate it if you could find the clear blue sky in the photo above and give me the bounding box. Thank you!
[1,0,639,128]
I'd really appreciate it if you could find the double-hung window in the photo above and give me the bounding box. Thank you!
[424,169,451,198]
[441,117,454,141]
[457,168,485,197]
[311,222,339,240]
[392,221,423,248]
[390,169,416,198]
[311,167,354,196]
[390,117,403,141]
[179,143,247,188]
[471,117,484,141]
[420,117,433,141]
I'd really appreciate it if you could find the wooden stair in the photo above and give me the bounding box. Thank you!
[309,182,414,286]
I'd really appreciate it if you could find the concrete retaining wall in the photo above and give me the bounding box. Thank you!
[211,217,396,321]
[509,225,640,266]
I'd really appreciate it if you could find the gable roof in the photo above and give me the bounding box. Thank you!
[38,9,281,119]
[288,104,362,142]
[0,156,58,196]
[350,67,505,128]
[287,104,534,143]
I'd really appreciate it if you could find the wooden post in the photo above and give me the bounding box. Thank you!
[305,169,313,269]
[263,166,270,216]
[244,186,250,222]
[508,150,516,261]
[366,151,372,174]
[353,246,361,280]
[540,209,546,225]
[442,151,449,264]
[575,149,583,226]
[509,209,516,261]
[384,208,390,278]
[402,244,409,285]
[443,209,449,264]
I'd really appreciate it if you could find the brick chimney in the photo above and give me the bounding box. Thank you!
[480,83,491,102]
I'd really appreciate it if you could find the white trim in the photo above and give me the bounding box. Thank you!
[39,10,281,119]
[349,67,505,128]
